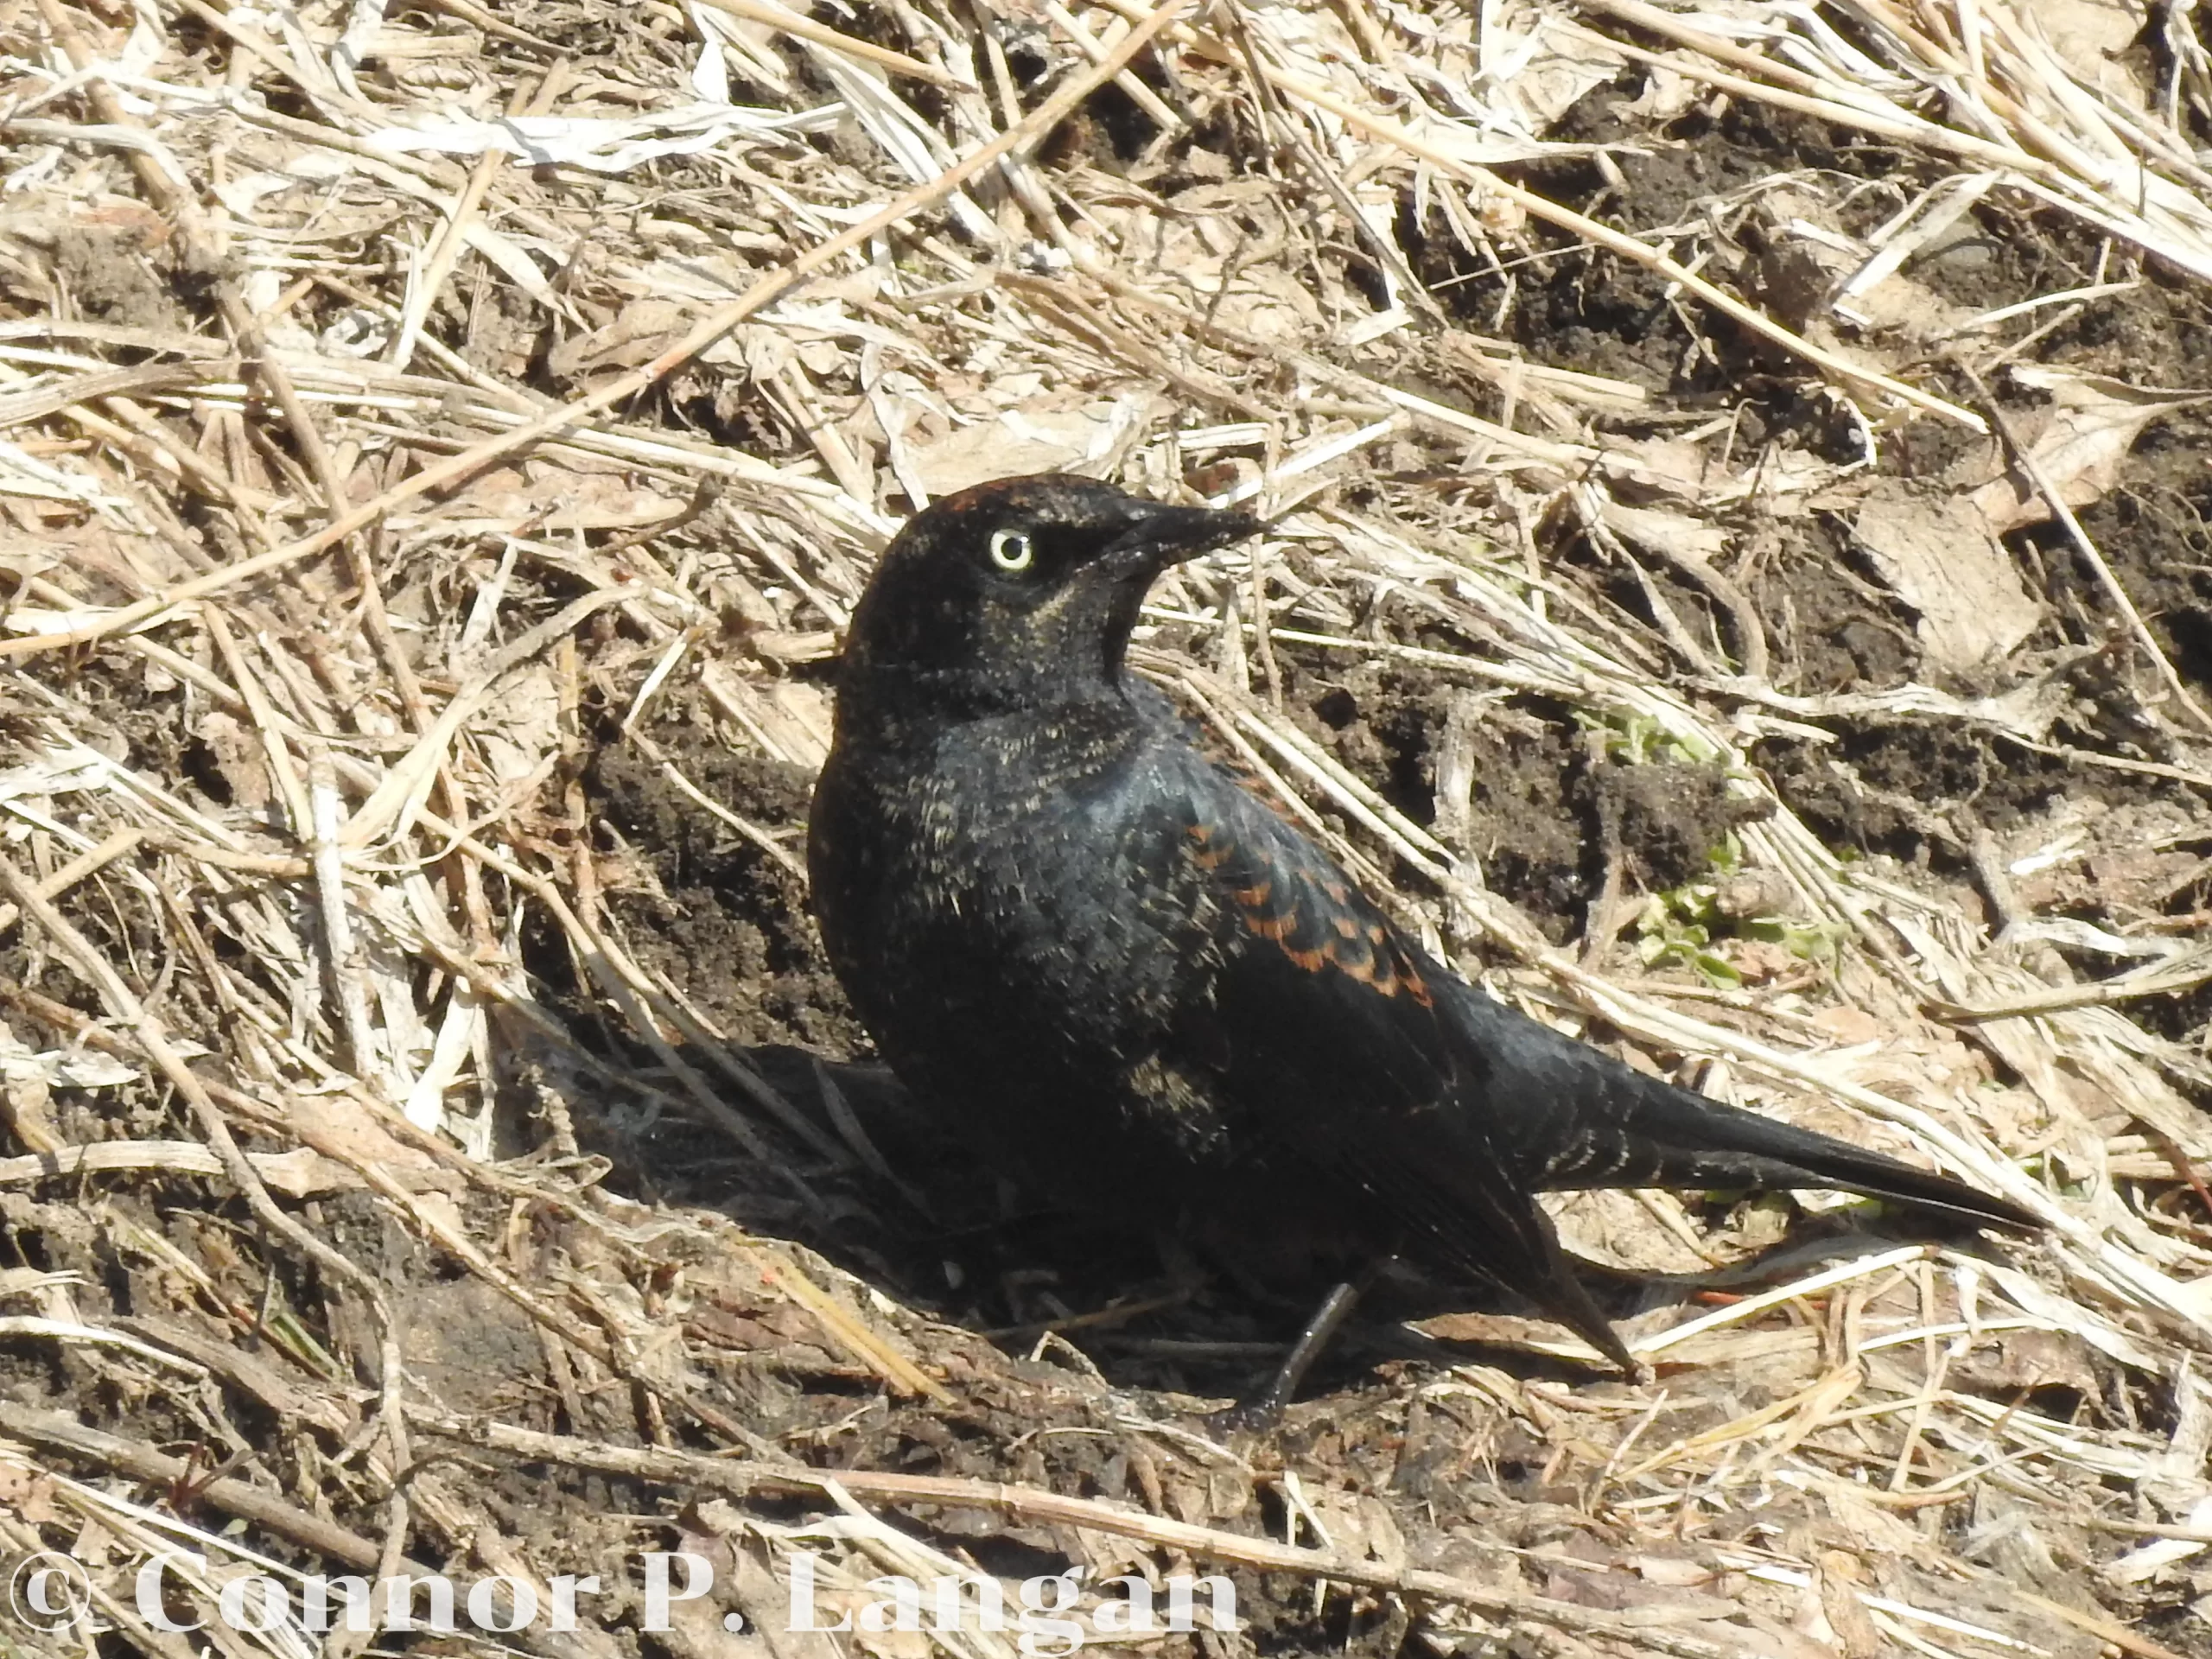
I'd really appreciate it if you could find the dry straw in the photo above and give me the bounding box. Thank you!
[2,0,2209,1654]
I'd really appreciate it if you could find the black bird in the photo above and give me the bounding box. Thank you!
[808,474,2038,1377]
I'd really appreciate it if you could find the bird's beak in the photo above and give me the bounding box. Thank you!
[1103,500,1263,573]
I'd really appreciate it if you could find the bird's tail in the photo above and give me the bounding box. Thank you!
[1454,987,2042,1235]
[1543,1068,2039,1233]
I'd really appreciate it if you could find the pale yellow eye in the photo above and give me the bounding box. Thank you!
[989,530,1034,572]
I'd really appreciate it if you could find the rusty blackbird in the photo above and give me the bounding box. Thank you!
[808,474,2037,1373]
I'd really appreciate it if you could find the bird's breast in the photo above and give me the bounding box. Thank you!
[812,719,1210,1063]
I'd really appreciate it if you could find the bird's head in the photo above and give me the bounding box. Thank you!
[836,474,1261,715]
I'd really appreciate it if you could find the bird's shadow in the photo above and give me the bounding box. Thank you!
[603,1044,2006,1402]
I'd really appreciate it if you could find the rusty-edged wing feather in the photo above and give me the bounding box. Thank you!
[1142,748,1638,1367]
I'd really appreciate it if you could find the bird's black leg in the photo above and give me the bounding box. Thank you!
[1251,1276,1366,1415]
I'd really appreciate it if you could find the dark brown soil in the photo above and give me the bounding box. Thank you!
[48,225,190,333]
[588,721,857,1053]
[2046,414,2212,696]
[1382,64,2212,958]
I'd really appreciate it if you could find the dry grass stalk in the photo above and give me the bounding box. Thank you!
[2,0,2209,1653]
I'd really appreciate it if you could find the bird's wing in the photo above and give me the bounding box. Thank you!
[1141,751,1632,1364]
